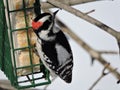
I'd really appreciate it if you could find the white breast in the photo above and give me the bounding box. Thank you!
[55,43,71,65]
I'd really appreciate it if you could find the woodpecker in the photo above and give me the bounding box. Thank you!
[32,10,73,83]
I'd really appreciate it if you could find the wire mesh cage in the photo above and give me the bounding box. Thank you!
[0,0,51,89]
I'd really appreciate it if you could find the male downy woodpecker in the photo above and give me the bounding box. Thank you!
[32,10,73,83]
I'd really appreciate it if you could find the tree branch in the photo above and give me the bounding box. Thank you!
[89,63,117,90]
[41,0,101,9]
[47,0,120,40]
[98,50,118,54]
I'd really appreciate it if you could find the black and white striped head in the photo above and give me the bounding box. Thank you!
[32,10,59,32]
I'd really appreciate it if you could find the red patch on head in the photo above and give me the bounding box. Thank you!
[32,21,43,30]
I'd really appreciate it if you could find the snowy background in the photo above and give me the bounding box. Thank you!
[0,0,120,90]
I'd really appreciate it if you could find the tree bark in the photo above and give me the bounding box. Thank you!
[41,0,100,9]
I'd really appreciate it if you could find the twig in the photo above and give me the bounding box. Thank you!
[56,18,120,80]
[102,63,111,75]
[84,9,95,15]
[89,63,117,90]
[98,51,118,54]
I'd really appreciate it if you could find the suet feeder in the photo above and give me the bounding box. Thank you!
[0,0,51,89]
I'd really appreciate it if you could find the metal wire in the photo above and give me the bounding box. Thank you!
[0,0,51,89]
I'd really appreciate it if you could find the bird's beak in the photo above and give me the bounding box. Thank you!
[53,10,59,17]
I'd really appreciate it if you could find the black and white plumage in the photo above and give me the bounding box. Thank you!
[32,10,73,83]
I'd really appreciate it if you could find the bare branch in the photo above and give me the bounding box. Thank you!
[98,51,118,54]
[89,75,102,90]
[56,18,120,80]
[47,0,120,40]
[89,63,117,90]
[41,0,101,9]
[102,63,110,75]
[84,9,95,15]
